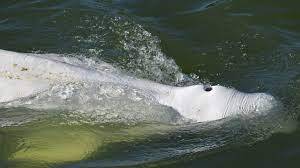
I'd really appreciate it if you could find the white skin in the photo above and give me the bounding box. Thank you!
[0,49,276,122]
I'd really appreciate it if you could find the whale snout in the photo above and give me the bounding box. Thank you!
[227,91,278,117]
[251,93,278,114]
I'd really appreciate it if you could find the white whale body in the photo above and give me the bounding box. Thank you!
[0,49,277,122]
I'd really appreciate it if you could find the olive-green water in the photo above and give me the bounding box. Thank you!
[1,0,300,167]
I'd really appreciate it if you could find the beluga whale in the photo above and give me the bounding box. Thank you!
[0,49,277,122]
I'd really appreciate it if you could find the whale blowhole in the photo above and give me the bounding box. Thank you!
[204,85,213,92]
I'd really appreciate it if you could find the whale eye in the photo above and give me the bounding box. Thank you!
[204,85,212,92]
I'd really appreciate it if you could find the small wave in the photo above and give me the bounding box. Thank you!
[74,14,185,85]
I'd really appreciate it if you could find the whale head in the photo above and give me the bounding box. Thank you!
[167,85,277,122]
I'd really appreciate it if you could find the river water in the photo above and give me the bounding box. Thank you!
[0,0,300,167]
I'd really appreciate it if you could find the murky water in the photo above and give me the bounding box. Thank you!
[0,0,300,167]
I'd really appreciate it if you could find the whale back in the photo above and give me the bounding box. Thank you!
[0,77,49,103]
[0,50,171,104]
[0,49,123,102]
